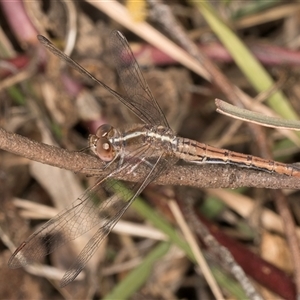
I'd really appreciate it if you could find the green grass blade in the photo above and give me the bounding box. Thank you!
[103,242,170,300]
[190,1,299,122]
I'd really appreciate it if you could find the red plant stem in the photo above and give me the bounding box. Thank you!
[132,42,300,67]
[198,213,296,300]
[0,0,38,45]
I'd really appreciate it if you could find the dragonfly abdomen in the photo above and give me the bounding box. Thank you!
[175,138,300,177]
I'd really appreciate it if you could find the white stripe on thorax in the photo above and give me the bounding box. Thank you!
[112,130,177,146]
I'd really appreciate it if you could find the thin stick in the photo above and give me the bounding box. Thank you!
[1,127,300,189]
[168,199,224,300]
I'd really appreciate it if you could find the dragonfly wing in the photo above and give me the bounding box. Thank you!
[9,141,176,285]
[109,31,170,128]
[8,174,120,268]
[59,150,173,287]
[37,33,169,128]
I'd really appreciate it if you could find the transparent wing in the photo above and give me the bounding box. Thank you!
[60,153,173,287]
[37,33,169,128]
[109,31,170,128]
[8,144,175,285]
[8,142,152,268]
[8,174,113,268]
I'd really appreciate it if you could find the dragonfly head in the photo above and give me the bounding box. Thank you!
[89,124,118,162]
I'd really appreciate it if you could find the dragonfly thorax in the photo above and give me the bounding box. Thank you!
[145,125,176,151]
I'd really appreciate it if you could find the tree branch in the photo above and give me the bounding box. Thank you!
[1,127,299,190]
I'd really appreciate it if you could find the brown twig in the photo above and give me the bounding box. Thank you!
[1,127,300,190]
[184,200,263,300]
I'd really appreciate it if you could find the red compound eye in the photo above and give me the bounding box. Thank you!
[96,138,115,161]
[95,124,113,138]
[93,124,115,162]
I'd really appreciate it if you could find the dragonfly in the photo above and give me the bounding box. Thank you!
[8,31,300,287]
